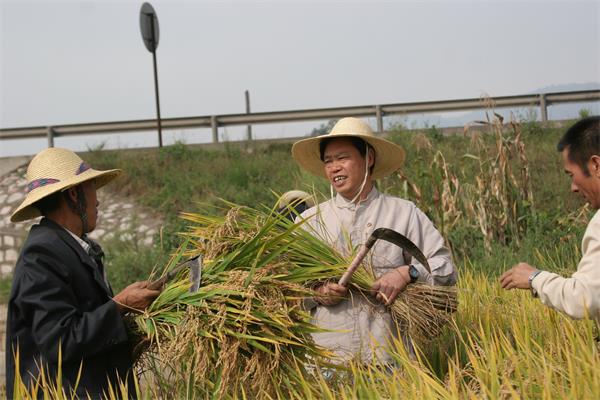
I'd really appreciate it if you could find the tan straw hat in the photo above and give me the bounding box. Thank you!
[11,147,122,222]
[276,190,316,209]
[292,117,405,180]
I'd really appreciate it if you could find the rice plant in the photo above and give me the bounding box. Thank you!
[10,251,600,399]
[125,201,456,398]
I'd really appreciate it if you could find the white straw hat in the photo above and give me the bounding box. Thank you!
[276,190,316,209]
[292,117,405,180]
[11,147,121,222]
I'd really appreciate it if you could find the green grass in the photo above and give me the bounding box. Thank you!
[0,276,12,303]
[83,120,589,269]
[2,119,585,297]
[83,118,596,300]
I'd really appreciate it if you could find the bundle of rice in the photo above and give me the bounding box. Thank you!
[130,201,457,397]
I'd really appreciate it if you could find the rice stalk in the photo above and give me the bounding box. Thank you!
[128,201,457,397]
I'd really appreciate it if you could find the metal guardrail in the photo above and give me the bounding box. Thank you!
[1,90,598,147]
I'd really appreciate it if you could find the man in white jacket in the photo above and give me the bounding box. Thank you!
[500,116,600,321]
[292,117,456,363]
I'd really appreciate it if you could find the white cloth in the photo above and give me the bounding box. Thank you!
[298,187,456,362]
[532,209,600,321]
[66,228,90,253]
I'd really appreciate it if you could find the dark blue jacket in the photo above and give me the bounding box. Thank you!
[5,218,135,399]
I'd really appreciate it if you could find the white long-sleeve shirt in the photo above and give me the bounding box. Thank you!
[299,187,456,362]
[532,209,600,321]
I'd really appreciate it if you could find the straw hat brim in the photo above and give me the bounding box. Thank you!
[276,190,316,209]
[10,168,121,223]
[292,133,405,180]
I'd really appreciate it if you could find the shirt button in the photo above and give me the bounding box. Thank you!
[367,223,372,227]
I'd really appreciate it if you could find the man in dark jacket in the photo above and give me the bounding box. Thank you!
[6,147,160,399]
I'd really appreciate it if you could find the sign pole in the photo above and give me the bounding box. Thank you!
[140,3,163,148]
[149,16,163,147]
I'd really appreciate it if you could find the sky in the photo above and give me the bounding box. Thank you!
[1,0,599,156]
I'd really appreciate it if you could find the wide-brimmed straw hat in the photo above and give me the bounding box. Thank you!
[11,147,122,222]
[292,117,405,180]
[276,190,316,209]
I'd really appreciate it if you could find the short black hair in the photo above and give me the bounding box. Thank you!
[34,190,66,216]
[319,136,375,175]
[557,116,600,176]
[319,136,368,161]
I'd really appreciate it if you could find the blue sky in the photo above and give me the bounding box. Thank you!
[1,0,599,156]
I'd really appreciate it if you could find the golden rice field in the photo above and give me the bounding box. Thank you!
[9,201,599,399]
[7,116,599,398]
[10,265,600,399]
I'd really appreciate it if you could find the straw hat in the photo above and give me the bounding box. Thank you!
[292,117,405,180]
[11,147,122,222]
[276,190,316,209]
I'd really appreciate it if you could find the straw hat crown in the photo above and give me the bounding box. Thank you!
[10,147,121,222]
[276,190,316,209]
[292,117,405,180]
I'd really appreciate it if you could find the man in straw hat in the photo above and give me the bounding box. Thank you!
[276,190,316,222]
[6,147,160,398]
[501,116,600,321]
[292,117,456,363]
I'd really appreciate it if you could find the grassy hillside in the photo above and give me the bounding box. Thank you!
[85,118,590,289]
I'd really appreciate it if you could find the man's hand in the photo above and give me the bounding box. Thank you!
[500,262,538,290]
[371,266,410,306]
[314,282,348,306]
[113,281,161,314]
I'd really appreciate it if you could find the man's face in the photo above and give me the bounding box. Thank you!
[323,138,373,200]
[81,180,99,233]
[562,148,600,209]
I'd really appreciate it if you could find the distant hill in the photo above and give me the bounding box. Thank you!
[534,82,600,94]
[393,82,600,129]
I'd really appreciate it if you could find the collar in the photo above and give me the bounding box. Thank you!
[334,186,380,210]
[64,228,91,253]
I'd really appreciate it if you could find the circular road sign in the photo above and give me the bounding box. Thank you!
[140,2,159,52]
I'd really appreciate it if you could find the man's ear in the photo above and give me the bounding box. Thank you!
[66,186,78,202]
[367,148,375,168]
[590,155,600,178]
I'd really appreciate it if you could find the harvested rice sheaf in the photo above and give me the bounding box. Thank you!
[131,202,457,397]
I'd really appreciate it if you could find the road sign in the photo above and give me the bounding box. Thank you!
[140,2,159,53]
[139,2,163,147]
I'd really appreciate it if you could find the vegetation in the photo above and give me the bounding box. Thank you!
[5,113,597,398]
[125,202,457,398]
[85,114,588,289]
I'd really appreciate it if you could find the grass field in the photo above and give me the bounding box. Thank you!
[7,115,599,398]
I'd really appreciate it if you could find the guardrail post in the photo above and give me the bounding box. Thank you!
[245,90,252,141]
[211,116,219,143]
[539,94,548,123]
[46,126,55,148]
[375,105,383,133]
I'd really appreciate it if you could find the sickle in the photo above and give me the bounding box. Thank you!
[148,254,202,292]
[338,227,430,287]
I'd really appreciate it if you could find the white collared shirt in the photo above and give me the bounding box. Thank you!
[65,229,91,253]
[298,187,456,362]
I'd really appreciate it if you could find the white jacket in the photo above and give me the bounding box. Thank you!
[532,209,600,320]
[299,187,456,362]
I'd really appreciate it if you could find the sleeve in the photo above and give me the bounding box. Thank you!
[531,215,600,319]
[296,205,330,311]
[405,206,457,286]
[15,244,130,364]
[302,297,319,311]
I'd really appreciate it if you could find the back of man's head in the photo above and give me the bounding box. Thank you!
[35,190,65,216]
[557,116,600,176]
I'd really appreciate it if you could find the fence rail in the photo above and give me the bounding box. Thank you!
[1,89,598,147]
